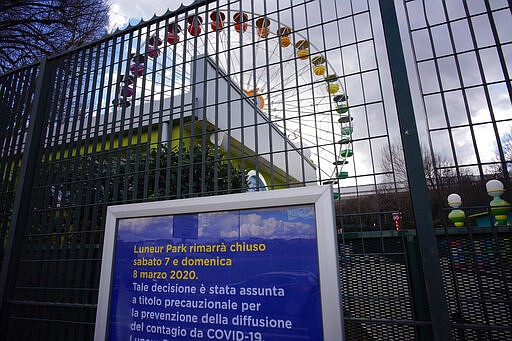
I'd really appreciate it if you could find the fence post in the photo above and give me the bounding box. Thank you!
[405,233,432,340]
[377,0,452,339]
[0,56,52,330]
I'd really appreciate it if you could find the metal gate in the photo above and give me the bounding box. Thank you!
[0,0,510,340]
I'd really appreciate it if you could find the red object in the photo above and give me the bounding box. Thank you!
[187,15,203,37]
[147,45,160,58]
[234,22,247,33]
[257,27,269,38]
[211,21,223,31]
[168,23,182,33]
[392,212,402,231]
[233,12,248,33]
[210,11,225,31]
[167,32,180,44]
[233,12,248,22]
[148,35,162,46]
[167,23,181,44]
[187,24,202,36]
[129,64,144,76]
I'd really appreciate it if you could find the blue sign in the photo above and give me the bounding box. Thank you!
[109,205,323,341]
[95,187,344,341]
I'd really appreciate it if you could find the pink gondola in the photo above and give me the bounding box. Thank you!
[167,23,182,44]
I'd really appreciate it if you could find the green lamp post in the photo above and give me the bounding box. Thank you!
[447,193,465,227]
[486,179,511,226]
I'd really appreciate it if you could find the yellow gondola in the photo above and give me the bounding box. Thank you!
[312,55,326,76]
[295,40,309,60]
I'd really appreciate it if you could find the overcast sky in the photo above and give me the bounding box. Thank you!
[108,0,195,32]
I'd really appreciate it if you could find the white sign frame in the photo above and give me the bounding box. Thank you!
[94,185,344,340]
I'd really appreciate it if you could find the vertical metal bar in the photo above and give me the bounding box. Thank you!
[123,29,139,201]
[300,0,317,187]
[0,69,34,247]
[95,36,120,307]
[111,32,128,203]
[187,5,201,197]
[79,41,109,339]
[176,9,189,199]
[68,48,95,310]
[405,233,432,340]
[263,1,276,189]
[123,28,139,202]
[211,0,222,195]
[86,37,111,311]
[377,1,451,339]
[0,68,36,337]
[482,0,511,186]
[155,16,170,198]
[143,20,161,200]
[249,0,260,190]
[226,3,235,193]
[31,54,66,338]
[238,0,246,191]
[74,43,103,339]
[200,3,210,196]
[165,12,180,199]
[0,57,52,331]
[280,0,294,186]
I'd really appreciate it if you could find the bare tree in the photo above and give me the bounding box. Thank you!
[380,144,451,223]
[0,0,110,73]
[380,143,460,191]
[379,144,495,226]
[500,130,512,175]
[487,129,512,187]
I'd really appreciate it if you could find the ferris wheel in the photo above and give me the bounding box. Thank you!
[114,8,353,189]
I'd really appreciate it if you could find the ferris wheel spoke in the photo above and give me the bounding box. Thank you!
[273,120,340,142]
[245,34,263,89]
[208,31,233,76]
[267,62,310,94]
[253,38,289,90]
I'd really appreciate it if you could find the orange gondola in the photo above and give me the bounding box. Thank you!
[233,12,248,33]
[255,17,270,38]
[277,26,292,47]
[243,89,265,109]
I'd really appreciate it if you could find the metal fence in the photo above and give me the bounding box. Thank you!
[0,0,510,340]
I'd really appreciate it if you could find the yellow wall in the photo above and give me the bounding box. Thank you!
[41,122,288,189]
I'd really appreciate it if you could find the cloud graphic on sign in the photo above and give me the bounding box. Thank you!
[117,216,173,241]
[198,212,240,239]
[240,211,316,240]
